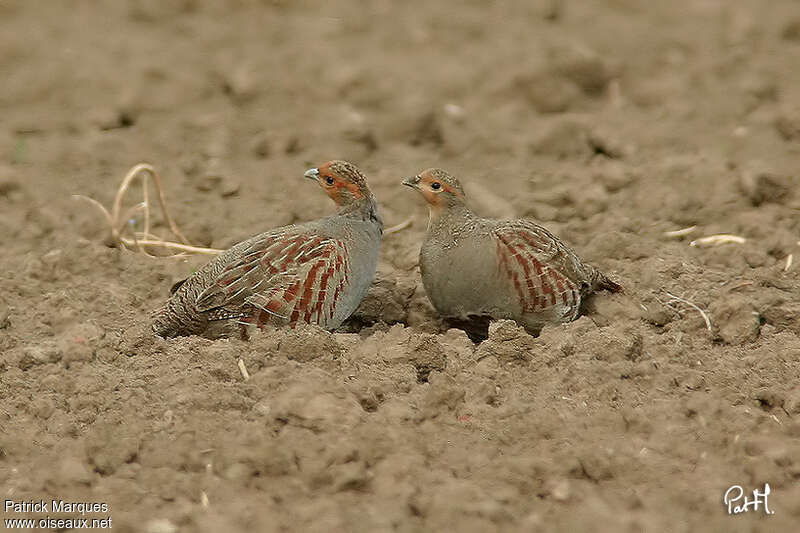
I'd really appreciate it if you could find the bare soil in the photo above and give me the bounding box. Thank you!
[2,1,800,531]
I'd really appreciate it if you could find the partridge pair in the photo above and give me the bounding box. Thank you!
[152,160,382,338]
[152,161,619,339]
[403,168,621,338]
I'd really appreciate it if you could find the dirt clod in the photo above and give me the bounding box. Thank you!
[710,296,761,345]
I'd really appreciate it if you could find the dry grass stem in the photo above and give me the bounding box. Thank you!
[664,291,712,333]
[384,218,413,236]
[74,163,223,257]
[663,226,697,238]
[785,254,793,272]
[728,281,754,292]
[608,78,623,109]
[237,358,250,381]
[689,234,746,247]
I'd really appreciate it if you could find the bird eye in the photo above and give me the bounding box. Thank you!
[431,182,442,191]
[325,176,335,185]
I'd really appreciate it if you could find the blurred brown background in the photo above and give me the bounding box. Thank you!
[1,1,799,531]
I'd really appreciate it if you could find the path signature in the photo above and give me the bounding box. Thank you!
[724,483,774,515]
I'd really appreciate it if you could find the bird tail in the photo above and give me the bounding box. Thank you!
[592,267,623,293]
[151,306,180,338]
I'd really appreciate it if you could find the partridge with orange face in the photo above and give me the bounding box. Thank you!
[403,168,620,337]
[152,160,383,338]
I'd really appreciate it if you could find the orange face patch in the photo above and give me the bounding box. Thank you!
[418,187,446,208]
[318,162,364,205]
[337,179,364,199]
[416,171,462,207]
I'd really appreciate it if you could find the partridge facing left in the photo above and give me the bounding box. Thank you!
[404,168,621,338]
[152,160,383,338]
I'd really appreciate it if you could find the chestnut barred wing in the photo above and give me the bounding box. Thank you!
[491,223,582,320]
[195,232,350,328]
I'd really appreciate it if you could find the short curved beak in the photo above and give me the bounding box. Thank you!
[304,168,319,181]
[402,176,420,189]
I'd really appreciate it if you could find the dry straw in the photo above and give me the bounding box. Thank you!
[664,291,712,333]
[74,164,222,257]
[76,163,412,258]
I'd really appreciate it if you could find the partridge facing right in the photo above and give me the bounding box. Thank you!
[403,168,621,337]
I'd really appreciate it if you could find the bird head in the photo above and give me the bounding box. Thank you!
[305,160,373,208]
[402,168,466,210]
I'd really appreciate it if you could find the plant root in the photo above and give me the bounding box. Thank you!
[74,163,222,257]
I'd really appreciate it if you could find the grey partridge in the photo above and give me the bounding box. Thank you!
[403,168,621,338]
[152,160,383,338]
